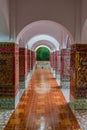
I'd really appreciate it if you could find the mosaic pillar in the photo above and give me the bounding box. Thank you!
[55,51,61,83]
[54,51,56,71]
[57,51,61,75]
[31,51,35,71]
[33,52,36,66]
[50,52,53,69]
[32,51,36,71]
[51,52,53,68]
[32,51,35,66]
[0,42,19,109]
[53,51,56,71]
[19,48,27,89]
[70,44,87,109]
[27,50,31,73]
[51,51,55,76]
[29,50,32,71]
[31,51,33,70]
[55,51,58,75]
[50,52,55,73]
[60,49,70,88]
[50,53,52,67]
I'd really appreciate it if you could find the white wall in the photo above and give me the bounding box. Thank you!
[0,0,9,41]
[81,0,87,43]
[81,0,87,28]
[0,0,85,43]
[15,0,80,41]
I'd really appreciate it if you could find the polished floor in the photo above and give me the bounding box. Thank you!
[4,69,82,130]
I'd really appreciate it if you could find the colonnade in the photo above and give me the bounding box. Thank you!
[19,48,36,89]
[0,42,36,109]
[50,44,87,110]
[0,42,87,110]
[50,49,70,87]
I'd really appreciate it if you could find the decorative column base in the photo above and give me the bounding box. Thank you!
[0,98,15,109]
[19,71,33,90]
[55,74,60,79]
[70,95,87,110]
[0,93,19,109]
[61,81,70,89]
[19,81,26,89]
[55,74,60,86]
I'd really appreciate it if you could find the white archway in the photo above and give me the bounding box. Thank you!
[27,35,59,51]
[31,41,56,52]
[16,20,74,50]
[35,45,51,52]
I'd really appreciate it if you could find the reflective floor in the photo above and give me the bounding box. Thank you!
[4,69,81,130]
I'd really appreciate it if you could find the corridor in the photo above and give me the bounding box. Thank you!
[4,69,81,130]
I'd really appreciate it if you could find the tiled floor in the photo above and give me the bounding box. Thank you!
[61,88,87,130]
[3,69,82,130]
[73,109,87,130]
[0,110,13,130]
[1,89,87,130]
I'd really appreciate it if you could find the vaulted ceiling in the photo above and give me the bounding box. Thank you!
[0,0,87,50]
[16,20,74,51]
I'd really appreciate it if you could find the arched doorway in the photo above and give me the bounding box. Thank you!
[36,46,50,61]
[16,20,74,48]
[16,20,74,92]
[36,46,50,69]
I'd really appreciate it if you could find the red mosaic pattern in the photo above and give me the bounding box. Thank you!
[55,51,61,74]
[27,50,31,72]
[19,48,27,81]
[0,42,19,97]
[70,44,87,98]
[61,49,70,81]
[31,51,35,70]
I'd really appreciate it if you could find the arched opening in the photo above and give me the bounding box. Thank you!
[16,20,74,100]
[16,20,74,49]
[27,34,59,51]
[36,46,50,69]
[36,46,50,61]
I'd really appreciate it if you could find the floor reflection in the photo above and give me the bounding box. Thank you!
[4,69,81,130]
[34,84,51,94]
